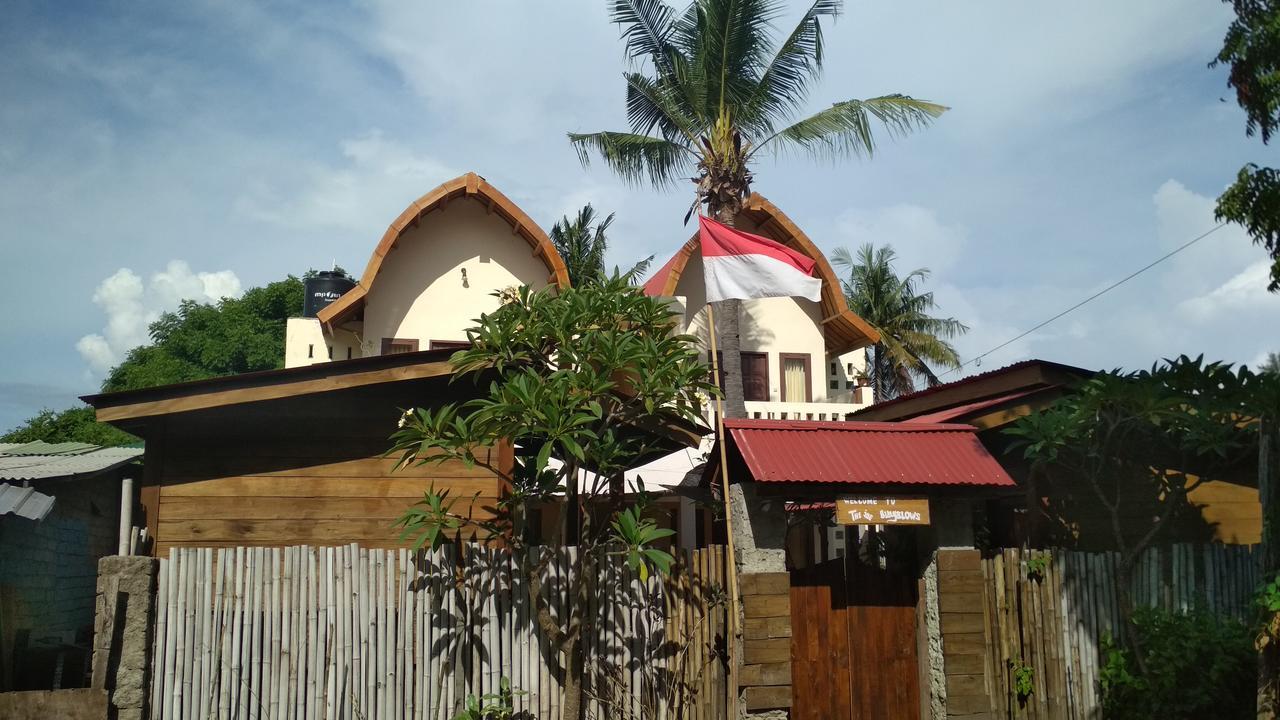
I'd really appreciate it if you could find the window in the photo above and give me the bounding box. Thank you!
[830,361,838,376]
[741,352,768,402]
[708,351,770,401]
[779,353,812,403]
[381,338,420,355]
[429,340,472,351]
[830,379,839,390]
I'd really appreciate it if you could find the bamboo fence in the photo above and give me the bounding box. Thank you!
[980,543,1261,720]
[147,544,730,720]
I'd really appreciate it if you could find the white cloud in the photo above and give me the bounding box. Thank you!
[833,203,968,275]
[236,130,457,234]
[76,261,243,376]
[1179,259,1280,322]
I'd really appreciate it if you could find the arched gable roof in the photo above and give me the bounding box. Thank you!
[642,193,880,355]
[318,172,569,328]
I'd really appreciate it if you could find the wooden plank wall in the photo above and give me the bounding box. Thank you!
[937,549,991,720]
[977,544,1260,720]
[150,434,503,556]
[147,544,730,720]
[740,572,791,712]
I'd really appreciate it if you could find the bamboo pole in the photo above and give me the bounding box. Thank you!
[704,303,741,719]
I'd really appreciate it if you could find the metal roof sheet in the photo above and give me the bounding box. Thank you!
[0,444,142,481]
[0,483,56,520]
[724,419,1016,487]
[849,359,1090,419]
[900,389,1042,424]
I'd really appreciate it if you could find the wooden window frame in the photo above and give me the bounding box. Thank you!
[740,351,769,402]
[380,337,420,355]
[779,352,813,403]
[428,340,472,351]
[709,350,771,402]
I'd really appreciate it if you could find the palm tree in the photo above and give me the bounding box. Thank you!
[833,244,968,401]
[550,204,653,286]
[1262,352,1280,376]
[570,0,946,417]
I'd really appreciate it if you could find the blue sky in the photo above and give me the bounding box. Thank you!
[2,0,1277,432]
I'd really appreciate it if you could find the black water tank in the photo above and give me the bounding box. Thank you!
[303,270,356,317]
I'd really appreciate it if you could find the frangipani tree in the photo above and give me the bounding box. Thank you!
[1006,356,1277,671]
[390,278,717,719]
[571,0,946,416]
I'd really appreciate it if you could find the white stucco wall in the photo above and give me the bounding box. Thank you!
[671,250,831,403]
[664,214,874,411]
[361,200,552,353]
[285,317,362,368]
[284,198,556,365]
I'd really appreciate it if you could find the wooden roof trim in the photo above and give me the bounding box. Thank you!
[318,172,570,328]
[653,195,880,354]
[93,359,456,423]
[851,362,1090,422]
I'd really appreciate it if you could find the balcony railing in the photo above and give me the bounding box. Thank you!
[743,400,867,422]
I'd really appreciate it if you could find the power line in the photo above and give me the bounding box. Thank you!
[945,222,1230,376]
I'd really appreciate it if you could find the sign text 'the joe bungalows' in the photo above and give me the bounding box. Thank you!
[835,496,931,526]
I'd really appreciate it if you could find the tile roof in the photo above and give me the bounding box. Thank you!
[724,419,1015,487]
[0,442,142,481]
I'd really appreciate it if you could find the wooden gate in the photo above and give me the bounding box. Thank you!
[790,555,921,720]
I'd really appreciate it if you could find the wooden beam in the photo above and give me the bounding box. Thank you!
[96,360,455,423]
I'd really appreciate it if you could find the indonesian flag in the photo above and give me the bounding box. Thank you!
[699,216,822,303]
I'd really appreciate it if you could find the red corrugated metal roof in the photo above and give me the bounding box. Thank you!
[724,419,1016,487]
[901,389,1040,424]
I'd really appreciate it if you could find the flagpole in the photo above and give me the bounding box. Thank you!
[706,301,741,717]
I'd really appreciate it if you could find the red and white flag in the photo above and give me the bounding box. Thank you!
[699,216,821,303]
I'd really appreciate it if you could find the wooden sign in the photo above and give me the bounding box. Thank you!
[836,496,931,526]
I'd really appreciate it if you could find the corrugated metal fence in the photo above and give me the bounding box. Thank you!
[980,544,1260,720]
[148,544,729,720]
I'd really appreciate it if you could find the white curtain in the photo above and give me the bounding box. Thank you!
[784,357,807,402]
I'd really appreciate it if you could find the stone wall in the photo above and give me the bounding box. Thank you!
[0,688,108,719]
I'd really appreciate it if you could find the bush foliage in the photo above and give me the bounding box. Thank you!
[1099,606,1254,720]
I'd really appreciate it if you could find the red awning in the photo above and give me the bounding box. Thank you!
[724,419,1016,487]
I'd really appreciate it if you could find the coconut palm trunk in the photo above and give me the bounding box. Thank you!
[711,204,747,418]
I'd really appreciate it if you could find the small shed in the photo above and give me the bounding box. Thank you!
[849,358,1263,547]
[0,441,141,691]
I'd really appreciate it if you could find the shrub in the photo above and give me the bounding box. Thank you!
[1099,607,1254,720]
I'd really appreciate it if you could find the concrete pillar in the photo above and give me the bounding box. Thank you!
[728,482,788,574]
[92,555,158,720]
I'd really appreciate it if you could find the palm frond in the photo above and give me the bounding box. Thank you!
[758,94,947,158]
[610,0,679,69]
[694,0,782,118]
[625,72,702,143]
[568,131,693,188]
[747,0,841,129]
[618,254,656,284]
